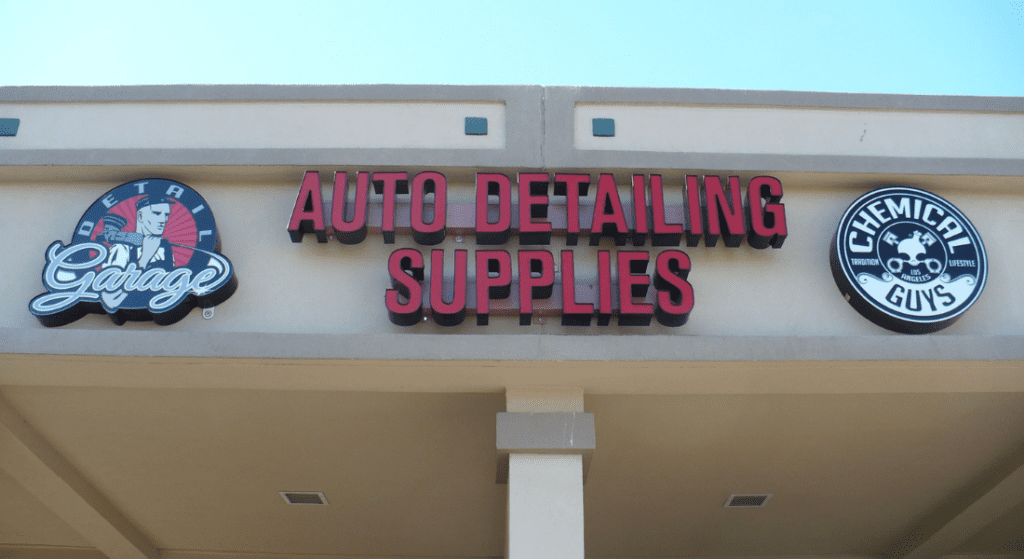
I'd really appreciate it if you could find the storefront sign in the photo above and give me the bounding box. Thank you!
[830,186,987,334]
[30,179,237,327]
[289,171,787,327]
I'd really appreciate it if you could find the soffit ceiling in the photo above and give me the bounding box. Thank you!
[0,467,93,548]
[956,499,1024,555]
[2,385,1024,559]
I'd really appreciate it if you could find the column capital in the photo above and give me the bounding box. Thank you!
[496,411,595,482]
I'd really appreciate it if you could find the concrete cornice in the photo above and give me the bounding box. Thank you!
[2,85,1021,174]
[0,84,541,103]
[2,328,1022,362]
[555,85,1024,112]
[1,84,1021,112]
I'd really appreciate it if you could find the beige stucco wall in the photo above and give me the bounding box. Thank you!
[0,101,507,150]
[574,103,1024,159]
[2,168,1019,338]
[1,86,1021,363]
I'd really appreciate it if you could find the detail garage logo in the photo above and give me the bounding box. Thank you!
[830,186,987,334]
[29,179,238,327]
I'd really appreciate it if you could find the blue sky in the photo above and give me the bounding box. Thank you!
[2,0,1023,95]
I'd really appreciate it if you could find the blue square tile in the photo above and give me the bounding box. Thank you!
[465,117,488,135]
[592,118,615,137]
[0,118,19,137]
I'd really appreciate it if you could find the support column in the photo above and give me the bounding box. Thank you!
[498,387,593,559]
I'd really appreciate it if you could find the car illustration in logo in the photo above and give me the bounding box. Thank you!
[30,179,237,327]
[830,186,986,334]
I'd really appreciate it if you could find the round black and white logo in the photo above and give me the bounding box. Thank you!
[830,186,987,334]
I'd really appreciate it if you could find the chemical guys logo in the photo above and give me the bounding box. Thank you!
[30,179,237,327]
[830,186,986,334]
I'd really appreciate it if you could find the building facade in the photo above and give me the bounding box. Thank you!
[1,85,1022,559]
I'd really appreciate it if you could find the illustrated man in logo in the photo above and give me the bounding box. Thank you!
[31,178,237,327]
[103,195,175,271]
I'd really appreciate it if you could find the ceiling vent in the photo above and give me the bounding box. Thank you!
[280,491,329,505]
[724,493,772,508]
